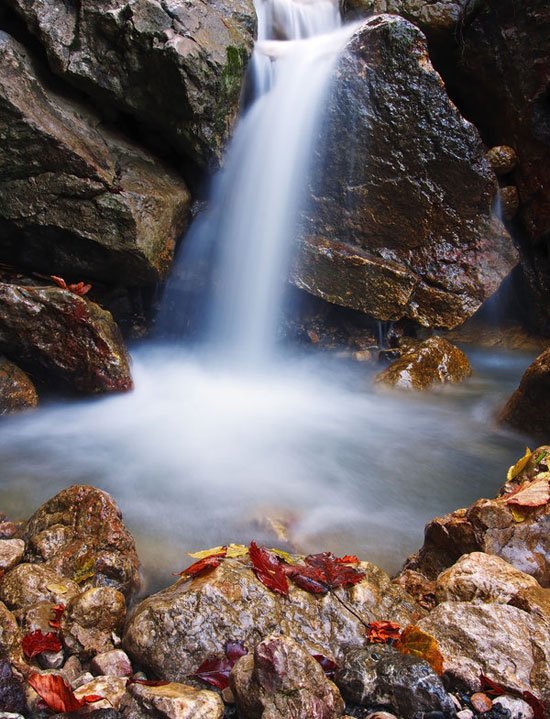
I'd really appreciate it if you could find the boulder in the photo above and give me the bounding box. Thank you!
[335,645,455,718]
[124,556,423,682]
[375,337,471,390]
[120,681,224,719]
[61,587,126,660]
[23,485,140,598]
[487,146,519,177]
[417,602,550,706]
[0,357,38,414]
[0,564,79,610]
[0,540,25,572]
[0,32,190,287]
[5,0,256,168]
[0,282,133,394]
[291,15,516,329]
[499,348,550,441]
[231,635,345,719]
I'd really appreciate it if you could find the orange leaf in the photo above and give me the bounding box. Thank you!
[396,625,444,674]
[366,620,402,644]
[178,550,227,578]
[50,275,68,290]
[28,674,102,713]
[335,555,360,564]
[504,475,550,508]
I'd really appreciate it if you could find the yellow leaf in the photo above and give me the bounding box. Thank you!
[507,448,532,482]
[270,548,296,564]
[188,546,227,559]
[46,583,68,594]
[225,544,249,558]
[73,557,96,584]
[510,506,528,523]
[396,625,444,674]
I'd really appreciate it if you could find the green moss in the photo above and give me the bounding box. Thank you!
[222,45,248,96]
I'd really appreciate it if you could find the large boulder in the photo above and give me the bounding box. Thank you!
[0,356,37,413]
[291,15,517,329]
[123,555,423,682]
[5,0,256,168]
[120,681,224,719]
[0,281,133,393]
[0,32,190,287]
[499,347,550,440]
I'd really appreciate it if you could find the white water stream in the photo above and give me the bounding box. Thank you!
[0,0,532,589]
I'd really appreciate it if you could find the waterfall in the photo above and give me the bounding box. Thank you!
[160,0,355,364]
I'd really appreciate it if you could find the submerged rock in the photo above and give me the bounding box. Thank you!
[0,357,38,414]
[23,485,140,599]
[120,681,224,719]
[499,348,550,441]
[0,282,132,394]
[0,32,190,287]
[231,635,345,719]
[123,556,422,682]
[292,15,516,329]
[5,0,256,168]
[375,337,471,390]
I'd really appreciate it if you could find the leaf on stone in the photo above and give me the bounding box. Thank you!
[28,674,103,713]
[285,564,330,594]
[522,691,546,719]
[396,625,444,674]
[50,275,92,296]
[22,630,62,659]
[269,548,296,564]
[335,555,360,564]
[504,474,550,508]
[479,673,506,696]
[312,654,338,678]
[510,506,529,523]
[225,544,250,558]
[127,677,170,687]
[289,552,365,594]
[225,641,248,664]
[507,448,532,481]
[49,603,65,629]
[366,620,402,644]
[188,546,228,560]
[73,556,96,584]
[179,552,226,578]
[45,582,68,594]
[249,541,289,597]
[191,642,248,691]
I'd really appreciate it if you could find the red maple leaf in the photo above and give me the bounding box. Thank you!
[178,551,227,578]
[366,620,402,644]
[249,541,289,597]
[287,552,365,594]
[191,641,248,690]
[50,275,92,296]
[312,654,338,678]
[480,675,545,719]
[27,674,102,713]
[22,630,62,659]
[335,555,360,564]
[126,676,170,687]
[49,603,65,630]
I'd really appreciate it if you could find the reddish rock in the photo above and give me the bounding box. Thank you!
[0,357,38,414]
[499,348,550,441]
[0,539,25,572]
[90,649,133,678]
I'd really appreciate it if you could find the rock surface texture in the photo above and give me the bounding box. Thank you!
[0,356,38,413]
[120,681,225,719]
[499,347,550,440]
[5,0,256,168]
[291,15,516,329]
[0,32,190,287]
[0,282,133,393]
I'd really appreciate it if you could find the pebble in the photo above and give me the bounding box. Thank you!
[365,713,399,719]
[71,671,94,689]
[493,696,534,719]
[457,711,474,719]
[90,649,132,678]
[471,693,493,714]
[38,649,64,669]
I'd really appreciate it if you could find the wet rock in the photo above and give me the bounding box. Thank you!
[0,282,132,394]
[470,693,492,714]
[0,659,28,715]
[62,655,83,685]
[375,338,471,390]
[0,358,38,414]
[124,556,423,682]
[120,681,224,719]
[0,564,79,610]
[0,601,20,657]
[24,485,140,599]
[417,602,550,704]
[500,187,520,222]
[74,676,127,711]
[336,646,455,718]
[499,349,550,442]
[6,0,256,168]
[90,649,132,678]
[493,696,534,719]
[38,648,65,669]
[0,541,25,572]
[0,32,190,287]
[487,147,519,177]
[62,588,126,660]
[292,15,516,330]
[19,601,59,635]
[392,570,436,611]
[231,635,345,719]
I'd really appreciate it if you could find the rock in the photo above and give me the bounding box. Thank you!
[0,282,132,394]
[0,601,20,657]
[335,646,455,718]
[0,659,28,715]
[470,693,493,714]
[499,349,550,441]
[19,601,60,635]
[24,485,140,598]
[74,676,127,711]
[0,358,37,414]
[500,187,520,222]
[6,0,256,168]
[0,540,25,572]
[493,696,534,719]
[0,32,190,287]
[417,602,550,704]
[124,556,423,682]
[375,337,471,390]
[62,588,126,660]
[38,648,65,669]
[230,635,345,719]
[62,655,83,685]
[291,15,516,330]
[0,564,79,610]
[120,681,224,719]
[392,569,436,611]
[487,146,519,177]
[90,649,132,678]
[457,711,473,719]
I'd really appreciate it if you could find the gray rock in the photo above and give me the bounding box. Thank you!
[91,649,133,678]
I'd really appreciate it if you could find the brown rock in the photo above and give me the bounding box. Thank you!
[375,337,471,391]
[124,557,423,682]
[499,348,550,441]
[62,587,126,660]
[74,676,127,711]
[0,600,21,657]
[19,600,60,635]
[0,539,25,571]
[0,357,38,414]
[24,485,140,599]
[0,282,132,394]
[392,569,436,611]
[417,602,550,705]
[500,186,520,221]
[0,563,79,610]
[90,649,132,678]
[231,635,345,719]
[120,681,224,719]
[292,15,516,329]
[471,693,493,714]
[487,146,519,176]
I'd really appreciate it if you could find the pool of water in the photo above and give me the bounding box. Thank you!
[0,344,533,591]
